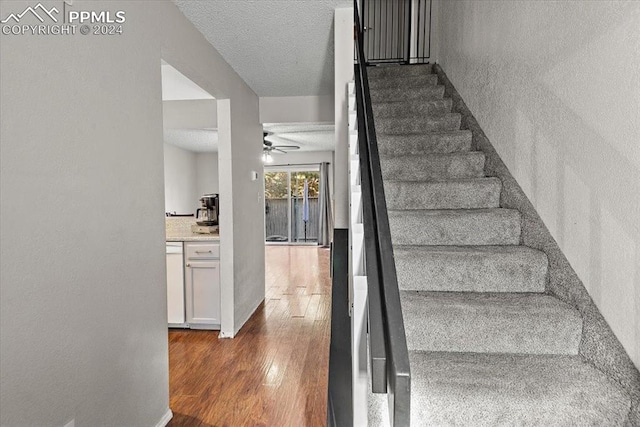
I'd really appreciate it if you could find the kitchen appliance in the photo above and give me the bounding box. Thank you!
[195,193,219,229]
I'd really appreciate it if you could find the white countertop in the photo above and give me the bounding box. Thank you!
[166,217,220,242]
[166,234,220,242]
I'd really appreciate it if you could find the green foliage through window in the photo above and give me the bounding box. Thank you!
[265,171,320,199]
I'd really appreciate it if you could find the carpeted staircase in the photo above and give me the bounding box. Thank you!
[367,64,632,426]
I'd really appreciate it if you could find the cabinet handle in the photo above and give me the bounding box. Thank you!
[195,250,213,254]
[186,263,191,267]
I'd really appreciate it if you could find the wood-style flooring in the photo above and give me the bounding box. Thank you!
[167,246,332,427]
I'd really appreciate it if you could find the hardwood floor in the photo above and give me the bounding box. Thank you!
[167,246,332,427]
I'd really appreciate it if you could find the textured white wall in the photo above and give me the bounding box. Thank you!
[0,0,263,425]
[437,0,640,369]
[196,152,220,196]
[0,2,170,426]
[164,143,199,214]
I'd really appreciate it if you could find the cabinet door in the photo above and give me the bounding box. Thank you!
[166,250,185,325]
[185,260,220,328]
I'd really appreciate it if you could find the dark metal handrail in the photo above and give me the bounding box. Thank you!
[354,3,411,426]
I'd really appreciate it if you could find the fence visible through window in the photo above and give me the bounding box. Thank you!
[264,170,320,244]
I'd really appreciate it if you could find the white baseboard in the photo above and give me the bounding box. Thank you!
[155,409,173,427]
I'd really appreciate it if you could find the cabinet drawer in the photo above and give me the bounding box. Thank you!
[185,242,219,260]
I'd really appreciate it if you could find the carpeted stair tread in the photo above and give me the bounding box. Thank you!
[377,131,472,155]
[384,178,501,210]
[375,113,462,134]
[381,152,485,181]
[401,291,583,354]
[367,64,433,78]
[394,245,548,293]
[367,73,438,89]
[370,85,445,102]
[409,351,631,426]
[372,98,452,119]
[388,208,521,246]
[364,62,633,426]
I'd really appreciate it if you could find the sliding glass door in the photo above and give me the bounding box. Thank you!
[265,168,319,244]
[264,171,289,242]
[290,171,319,244]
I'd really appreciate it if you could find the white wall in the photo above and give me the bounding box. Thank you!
[334,7,355,229]
[196,152,220,196]
[0,1,264,426]
[437,0,640,369]
[164,145,219,214]
[164,143,199,214]
[163,99,217,129]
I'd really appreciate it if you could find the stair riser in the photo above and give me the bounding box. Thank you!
[389,210,521,245]
[378,132,472,155]
[367,64,433,78]
[376,114,461,134]
[402,293,582,355]
[372,99,452,118]
[368,74,438,89]
[381,153,485,181]
[395,246,548,293]
[370,85,445,102]
[385,179,501,210]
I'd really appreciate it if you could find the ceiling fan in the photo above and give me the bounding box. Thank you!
[263,132,300,163]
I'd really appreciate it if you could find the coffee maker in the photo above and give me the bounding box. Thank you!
[193,193,219,233]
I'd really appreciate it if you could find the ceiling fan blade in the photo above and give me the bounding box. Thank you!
[267,135,311,145]
[273,145,300,150]
[273,148,288,154]
[264,135,278,146]
[264,134,300,147]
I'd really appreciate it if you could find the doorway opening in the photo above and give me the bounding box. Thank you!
[265,167,320,245]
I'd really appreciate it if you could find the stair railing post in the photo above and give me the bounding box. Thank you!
[403,0,412,64]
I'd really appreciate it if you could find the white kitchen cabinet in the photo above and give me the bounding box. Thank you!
[184,242,220,329]
[166,242,186,327]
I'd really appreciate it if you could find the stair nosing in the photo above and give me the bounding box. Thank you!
[384,176,500,183]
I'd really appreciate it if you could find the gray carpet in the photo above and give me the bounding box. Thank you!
[367,63,632,425]
[394,245,547,293]
[410,351,631,426]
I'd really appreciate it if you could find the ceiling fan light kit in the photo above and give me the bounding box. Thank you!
[262,149,274,163]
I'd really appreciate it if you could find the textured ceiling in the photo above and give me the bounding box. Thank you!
[173,0,351,96]
[264,122,335,151]
[165,129,219,152]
